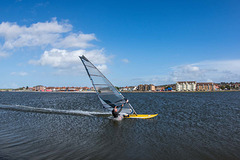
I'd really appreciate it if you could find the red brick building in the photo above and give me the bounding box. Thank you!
[196,82,215,91]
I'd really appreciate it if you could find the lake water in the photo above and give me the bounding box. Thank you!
[0,92,239,160]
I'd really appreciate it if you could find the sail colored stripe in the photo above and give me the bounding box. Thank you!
[79,55,133,114]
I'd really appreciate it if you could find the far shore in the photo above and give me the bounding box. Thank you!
[121,90,240,93]
[0,90,240,93]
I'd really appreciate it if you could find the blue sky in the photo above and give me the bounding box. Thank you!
[0,0,240,88]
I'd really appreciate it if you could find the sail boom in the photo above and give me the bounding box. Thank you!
[90,74,103,77]
[85,65,96,69]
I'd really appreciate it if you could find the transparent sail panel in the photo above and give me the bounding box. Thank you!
[80,56,133,114]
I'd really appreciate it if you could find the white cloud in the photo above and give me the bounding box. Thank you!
[96,64,107,71]
[0,50,10,57]
[170,64,206,82]
[169,60,240,83]
[191,60,240,82]
[10,72,28,76]
[0,18,97,56]
[135,59,240,85]
[29,48,108,74]
[54,33,96,48]
[0,18,72,49]
[0,18,111,80]
[194,60,240,74]
[122,58,129,63]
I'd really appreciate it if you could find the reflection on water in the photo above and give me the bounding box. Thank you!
[0,92,240,160]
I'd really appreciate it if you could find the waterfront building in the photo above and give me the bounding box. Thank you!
[149,84,155,91]
[129,86,137,91]
[155,84,176,91]
[155,86,165,91]
[28,87,34,91]
[119,86,137,91]
[74,87,81,92]
[60,87,66,92]
[82,87,89,91]
[233,83,240,89]
[217,82,240,90]
[196,82,215,91]
[54,87,60,91]
[143,84,149,91]
[34,85,46,91]
[46,87,55,92]
[230,82,240,89]
[67,87,77,92]
[137,84,144,91]
[120,87,127,91]
[137,84,155,91]
[214,84,220,91]
[176,81,196,91]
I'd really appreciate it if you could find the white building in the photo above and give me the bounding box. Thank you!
[120,86,137,91]
[176,81,196,91]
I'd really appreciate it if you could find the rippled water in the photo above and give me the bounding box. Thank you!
[0,92,240,160]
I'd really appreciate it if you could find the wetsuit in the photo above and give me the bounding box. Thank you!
[112,106,123,118]
[103,99,124,118]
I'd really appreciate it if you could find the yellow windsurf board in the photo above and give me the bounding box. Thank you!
[124,114,158,119]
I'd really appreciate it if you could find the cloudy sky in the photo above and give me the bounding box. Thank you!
[0,0,240,88]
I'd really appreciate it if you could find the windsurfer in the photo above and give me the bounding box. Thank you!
[112,104,123,118]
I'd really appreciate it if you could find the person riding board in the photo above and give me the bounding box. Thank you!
[103,98,130,118]
[112,104,124,118]
[112,98,129,118]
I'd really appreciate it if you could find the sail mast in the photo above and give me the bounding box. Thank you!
[79,56,99,96]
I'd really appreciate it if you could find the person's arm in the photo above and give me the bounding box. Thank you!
[117,104,124,113]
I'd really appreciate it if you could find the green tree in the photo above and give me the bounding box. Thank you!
[220,86,225,90]
[165,86,170,89]
[225,85,230,90]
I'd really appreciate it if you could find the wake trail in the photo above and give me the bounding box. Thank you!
[0,104,111,117]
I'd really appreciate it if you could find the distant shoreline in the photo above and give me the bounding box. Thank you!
[121,90,240,93]
[0,90,96,93]
[1,90,240,93]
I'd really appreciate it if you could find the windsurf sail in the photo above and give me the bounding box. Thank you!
[79,55,136,115]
